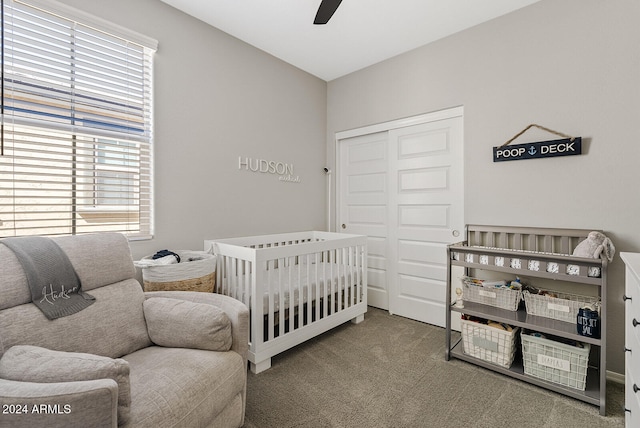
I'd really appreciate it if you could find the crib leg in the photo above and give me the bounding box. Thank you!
[250,358,272,374]
[351,314,365,324]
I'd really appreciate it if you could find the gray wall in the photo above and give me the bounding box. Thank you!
[57,0,328,258]
[327,0,640,375]
[54,0,636,375]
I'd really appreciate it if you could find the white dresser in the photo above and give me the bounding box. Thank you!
[622,252,640,426]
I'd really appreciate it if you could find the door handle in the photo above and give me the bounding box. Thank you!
[452,230,460,238]
[341,224,346,229]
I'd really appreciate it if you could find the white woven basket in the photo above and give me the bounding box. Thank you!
[137,251,216,292]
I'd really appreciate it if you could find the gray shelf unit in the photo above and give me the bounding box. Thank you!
[445,225,607,416]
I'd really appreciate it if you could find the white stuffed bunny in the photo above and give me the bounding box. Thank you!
[572,231,615,262]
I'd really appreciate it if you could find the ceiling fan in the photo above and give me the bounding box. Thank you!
[314,0,343,25]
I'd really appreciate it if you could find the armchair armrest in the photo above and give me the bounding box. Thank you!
[144,291,249,363]
[0,378,117,428]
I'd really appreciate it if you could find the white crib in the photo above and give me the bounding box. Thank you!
[205,231,367,373]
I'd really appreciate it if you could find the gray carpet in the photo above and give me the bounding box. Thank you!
[242,307,624,428]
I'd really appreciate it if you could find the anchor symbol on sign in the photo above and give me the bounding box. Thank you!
[528,146,537,155]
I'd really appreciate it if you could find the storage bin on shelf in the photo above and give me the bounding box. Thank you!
[522,289,600,323]
[520,331,590,391]
[136,251,216,292]
[460,276,522,311]
[460,317,519,368]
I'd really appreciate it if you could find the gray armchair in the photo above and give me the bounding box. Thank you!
[0,233,249,428]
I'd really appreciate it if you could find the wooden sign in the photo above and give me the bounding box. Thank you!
[493,137,582,162]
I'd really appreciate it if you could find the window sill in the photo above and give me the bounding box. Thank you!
[78,207,140,224]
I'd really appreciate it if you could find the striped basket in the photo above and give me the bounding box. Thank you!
[137,251,215,293]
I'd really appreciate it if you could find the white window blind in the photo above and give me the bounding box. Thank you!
[0,0,156,238]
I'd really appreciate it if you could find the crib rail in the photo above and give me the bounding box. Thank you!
[205,231,368,373]
[207,230,357,251]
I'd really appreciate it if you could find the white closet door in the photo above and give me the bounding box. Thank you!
[337,107,464,324]
[387,116,464,327]
[338,131,390,309]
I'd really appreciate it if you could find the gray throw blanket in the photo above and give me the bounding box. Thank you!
[2,236,95,320]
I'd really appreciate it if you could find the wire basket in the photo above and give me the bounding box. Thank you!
[460,319,519,368]
[521,331,590,391]
[461,276,522,311]
[522,290,599,323]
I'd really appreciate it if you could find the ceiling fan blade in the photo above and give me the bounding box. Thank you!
[314,0,343,25]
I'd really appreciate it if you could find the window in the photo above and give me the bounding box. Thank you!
[0,0,156,238]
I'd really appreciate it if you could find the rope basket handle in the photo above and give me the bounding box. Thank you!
[501,124,575,147]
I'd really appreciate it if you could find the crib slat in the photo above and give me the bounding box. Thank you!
[346,247,351,307]
[298,254,311,327]
[354,245,360,306]
[288,255,294,334]
[360,244,365,304]
[278,258,285,339]
[215,256,221,294]
[337,247,342,313]
[240,260,246,307]
[225,256,231,297]
[352,245,358,306]
[329,250,334,315]
[298,254,312,327]
[359,245,363,304]
[231,258,237,301]
[347,246,352,307]
[323,250,329,319]
[268,260,275,342]
[315,252,320,323]
[345,247,354,307]
[219,256,225,295]
[246,259,251,308]
[335,248,339,314]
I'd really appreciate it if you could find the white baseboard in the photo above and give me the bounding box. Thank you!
[607,370,625,384]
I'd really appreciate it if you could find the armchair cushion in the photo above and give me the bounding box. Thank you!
[0,378,118,428]
[0,345,130,426]
[143,297,232,351]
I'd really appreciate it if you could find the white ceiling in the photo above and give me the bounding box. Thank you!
[159,0,541,82]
